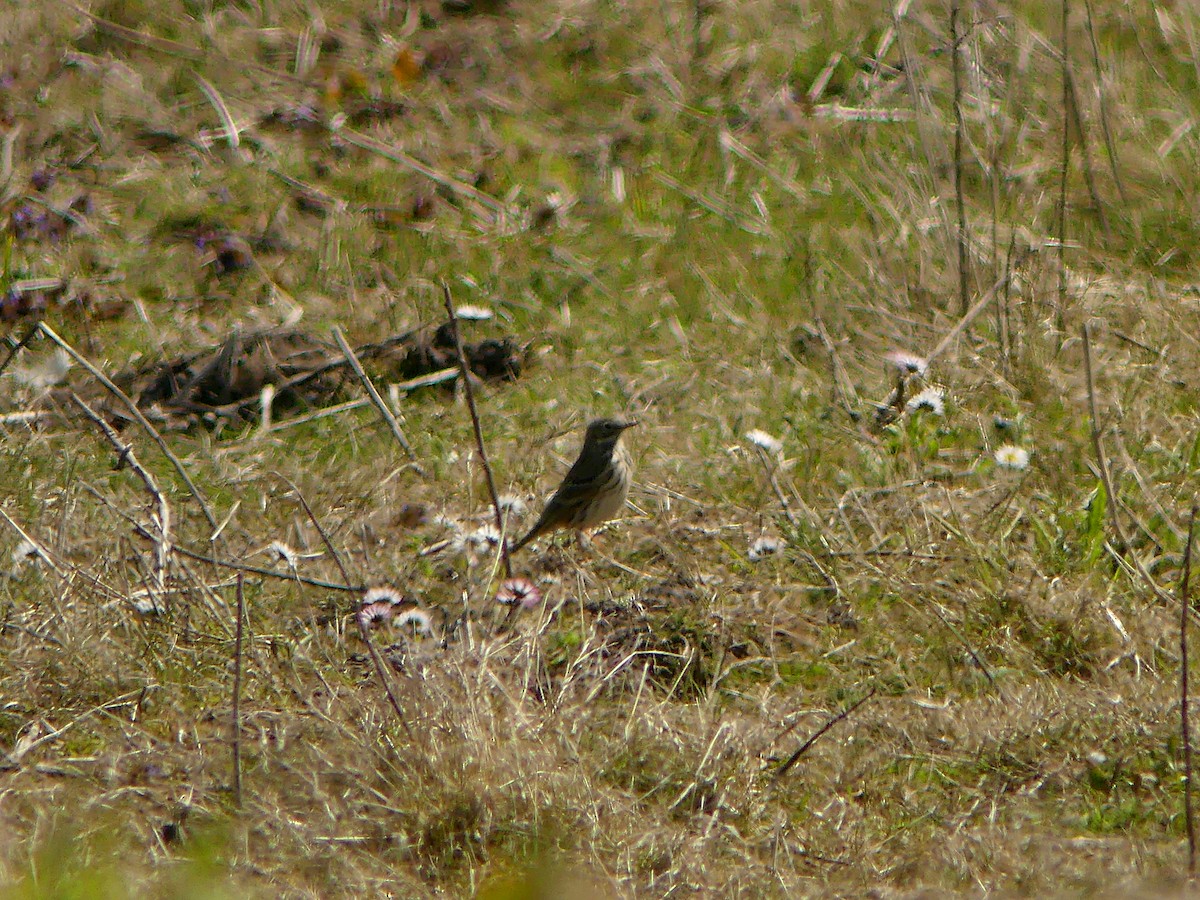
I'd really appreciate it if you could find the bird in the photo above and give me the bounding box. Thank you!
[509,417,638,554]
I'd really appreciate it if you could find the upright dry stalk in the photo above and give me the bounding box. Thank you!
[950,0,970,316]
[1056,0,1071,334]
[1182,503,1198,881]
[232,572,245,807]
[441,282,512,579]
[281,476,414,739]
[1081,0,1128,206]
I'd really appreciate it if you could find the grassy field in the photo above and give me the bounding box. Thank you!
[3,0,1200,895]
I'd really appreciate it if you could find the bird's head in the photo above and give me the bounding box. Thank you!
[585,417,638,444]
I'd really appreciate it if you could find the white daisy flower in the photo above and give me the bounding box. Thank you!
[12,349,72,391]
[745,429,783,455]
[362,586,405,606]
[748,536,784,562]
[906,386,945,415]
[994,444,1031,470]
[131,597,164,615]
[10,540,39,569]
[393,608,435,635]
[886,351,928,377]
[266,541,298,566]
[496,493,527,517]
[464,525,502,553]
[455,304,493,321]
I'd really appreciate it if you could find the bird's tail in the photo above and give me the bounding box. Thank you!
[508,525,538,555]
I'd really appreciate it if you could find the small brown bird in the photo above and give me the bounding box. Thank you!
[509,417,637,553]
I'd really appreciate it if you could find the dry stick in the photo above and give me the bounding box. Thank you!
[330,327,420,467]
[279,476,414,739]
[1065,65,1111,246]
[171,543,362,592]
[232,572,245,808]
[1056,0,1072,334]
[1081,0,1127,205]
[442,282,512,579]
[1182,503,1198,882]
[39,323,217,530]
[927,263,1025,366]
[72,393,171,593]
[336,128,503,223]
[0,319,42,379]
[998,232,1018,378]
[950,0,971,317]
[752,445,799,528]
[1081,325,1184,617]
[775,689,876,777]
[1081,324,1127,553]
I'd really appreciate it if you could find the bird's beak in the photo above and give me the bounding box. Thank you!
[622,419,639,429]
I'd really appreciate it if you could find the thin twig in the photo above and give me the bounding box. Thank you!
[232,572,245,807]
[1081,325,1185,616]
[0,507,60,574]
[1065,64,1111,245]
[950,0,971,317]
[72,393,171,593]
[0,320,42,380]
[331,326,420,466]
[753,445,799,528]
[1081,324,1127,553]
[279,476,414,738]
[39,323,217,529]
[1056,0,1072,334]
[442,282,512,579]
[775,690,876,777]
[171,543,363,592]
[336,128,503,222]
[1182,503,1198,881]
[1081,0,1128,206]
[928,262,1026,364]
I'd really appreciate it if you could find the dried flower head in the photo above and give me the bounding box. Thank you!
[358,601,396,629]
[131,597,164,615]
[10,540,39,570]
[361,586,405,606]
[886,351,929,377]
[465,525,502,554]
[433,513,462,532]
[745,429,783,455]
[266,541,298,566]
[455,304,493,321]
[748,536,784,562]
[12,349,72,391]
[994,444,1031,470]
[495,577,543,609]
[906,386,946,416]
[393,608,434,636]
[496,493,528,517]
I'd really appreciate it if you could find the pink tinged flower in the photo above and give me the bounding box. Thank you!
[358,601,396,629]
[362,586,404,606]
[393,608,434,636]
[495,577,543,609]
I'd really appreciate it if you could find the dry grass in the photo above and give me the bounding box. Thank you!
[3,0,1200,895]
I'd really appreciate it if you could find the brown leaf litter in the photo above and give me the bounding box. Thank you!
[54,324,526,431]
